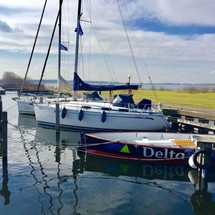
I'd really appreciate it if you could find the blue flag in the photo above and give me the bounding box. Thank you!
[60,44,68,51]
[78,22,84,36]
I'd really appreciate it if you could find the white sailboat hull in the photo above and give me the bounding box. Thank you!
[34,102,170,131]
[17,99,35,115]
[15,96,72,115]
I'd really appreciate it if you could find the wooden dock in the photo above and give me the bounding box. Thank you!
[163,105,215,134]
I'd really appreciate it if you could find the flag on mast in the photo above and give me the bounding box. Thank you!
[60,43,68,51]
[78,22,84,36]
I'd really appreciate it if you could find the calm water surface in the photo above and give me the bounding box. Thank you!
[0,92,215,215]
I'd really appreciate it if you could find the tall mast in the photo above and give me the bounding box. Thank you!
[73,0,82,100]
[58,0,63,98]
[19,0,48,97]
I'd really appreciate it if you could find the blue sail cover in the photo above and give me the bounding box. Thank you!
[73,73,139,91]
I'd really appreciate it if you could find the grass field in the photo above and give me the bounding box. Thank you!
[135,90,215,109]
[99,89,215,110]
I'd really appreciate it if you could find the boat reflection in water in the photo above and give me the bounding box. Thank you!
[18,114,81,146]
[18,114,37,129]
[76,152,191,181]
[34,126,81,147]
[75,152,215,215]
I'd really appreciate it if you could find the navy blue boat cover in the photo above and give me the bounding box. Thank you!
[73,73,139,91]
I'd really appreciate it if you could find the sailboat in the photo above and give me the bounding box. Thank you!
[13,0,72,115]
[34,0,170,132]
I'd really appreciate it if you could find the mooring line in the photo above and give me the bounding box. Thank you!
[7,121,81,148]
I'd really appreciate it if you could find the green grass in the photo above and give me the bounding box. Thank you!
[134,90,215,109]
[100,90,215,110]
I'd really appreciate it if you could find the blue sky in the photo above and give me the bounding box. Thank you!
[134,19,215,35]
[0,0,215,84]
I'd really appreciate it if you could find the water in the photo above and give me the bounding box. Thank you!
[1,92,215,215]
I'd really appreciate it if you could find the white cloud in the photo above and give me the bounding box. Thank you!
[0,0,215,84]
[130,0,215,26]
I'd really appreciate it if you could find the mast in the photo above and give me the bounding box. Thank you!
[19,0,48,97]
[58,0,63,98]
[73,0,82,100]
[36,1,63,95]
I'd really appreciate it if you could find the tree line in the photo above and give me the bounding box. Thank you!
[0,72,46,91]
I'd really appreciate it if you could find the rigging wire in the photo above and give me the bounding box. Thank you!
[85,0,92,80]
[123,2,158,102]
[61,0,71,84]
[79,1,89,81]
[84,0,118,83]
[116,0,142,85]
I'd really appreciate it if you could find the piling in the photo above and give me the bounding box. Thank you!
[0,96,8,160]
[0,95,10,205]
[1,112,8,161]
[56,103,60,133]
[0,96,2,121]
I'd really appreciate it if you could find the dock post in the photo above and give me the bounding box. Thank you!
[0,95,8,161]
[1,112,8,161]
[0,96,2,121]
[0,96,10,204]
[1,112,10,205]
[56,103,60,133]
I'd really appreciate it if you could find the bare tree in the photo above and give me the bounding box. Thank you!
[0,71,46,90]
[1,72,23,89]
